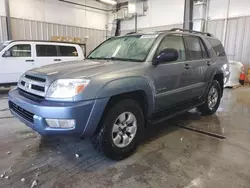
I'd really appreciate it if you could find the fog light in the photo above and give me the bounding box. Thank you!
[46,119,75,129]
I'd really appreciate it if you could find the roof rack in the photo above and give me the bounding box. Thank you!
[126,31,137,35]
[8,40,86,45]
[170,28,213,37]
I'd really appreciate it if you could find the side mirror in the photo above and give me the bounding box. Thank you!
[153,48,179,65]
[3,50,11,57]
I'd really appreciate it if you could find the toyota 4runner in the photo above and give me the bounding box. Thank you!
[8,28,230,160]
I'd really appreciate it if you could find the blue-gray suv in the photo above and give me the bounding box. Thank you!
[8,28,230,160]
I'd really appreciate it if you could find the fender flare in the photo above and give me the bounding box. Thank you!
[202,68,224,99]
[96,77,155,116]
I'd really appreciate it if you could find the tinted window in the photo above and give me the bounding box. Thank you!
[207,38,226,56]
[157,35,186,61]
[36,45,57,57]
[59,46,78,56]
[185,36,203,60]
[6,44,31,57]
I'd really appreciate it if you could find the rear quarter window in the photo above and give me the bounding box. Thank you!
[58,46,78,57]
[207,38,226,57]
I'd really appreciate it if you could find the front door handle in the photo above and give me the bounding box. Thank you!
[26,59,34,62]
[54,59,61,62]
[206,61,211,66]
[184,64,191,70]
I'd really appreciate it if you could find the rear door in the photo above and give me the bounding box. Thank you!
[34,44,59,68]
[0,42,34,84]
[183,35,210,98]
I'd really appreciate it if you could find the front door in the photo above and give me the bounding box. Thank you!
[149,35,193,111]
[0,43,34,84]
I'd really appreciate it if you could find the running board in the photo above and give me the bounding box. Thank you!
[150,101,205,125]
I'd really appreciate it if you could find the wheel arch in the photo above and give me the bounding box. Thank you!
[96,77,155,116]
[203,69,224,99]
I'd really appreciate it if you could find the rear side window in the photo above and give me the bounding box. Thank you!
[36,45,57,57]
[207,38,226,57]
[58,46,78,57]
[185,36,203,60]
[6,44,31,57]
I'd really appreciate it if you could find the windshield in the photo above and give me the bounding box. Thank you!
[87,34,158,62]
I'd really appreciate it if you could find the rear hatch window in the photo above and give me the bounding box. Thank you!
[207,38,226,57]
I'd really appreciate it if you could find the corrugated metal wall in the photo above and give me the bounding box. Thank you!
[0,16,8,42]
[207,16,250,69]
[10,18,107,54]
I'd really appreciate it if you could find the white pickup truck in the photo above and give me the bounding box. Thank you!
[0,40,85,86]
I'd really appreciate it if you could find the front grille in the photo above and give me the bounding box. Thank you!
[18,88,45,100]
[31,85,45,92]
[21,81,25,86]
[18,74,47,97]
[25,74,46,82]
[9,101,34,123]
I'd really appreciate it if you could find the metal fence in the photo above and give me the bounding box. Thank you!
[0,16,8,42]
[207,16,250,70]
[10,17,107,54]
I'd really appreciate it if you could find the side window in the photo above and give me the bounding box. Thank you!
[157,35,186,62]
[58,46,78,57]
[6,44,31,57]
[36,45,57,57]
[185,36,203,60]
[207,38,226,57]
[200,39,209,58]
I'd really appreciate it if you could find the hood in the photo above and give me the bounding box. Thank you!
[31,59,140,79]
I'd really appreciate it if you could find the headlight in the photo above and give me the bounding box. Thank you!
[46,79,90,98]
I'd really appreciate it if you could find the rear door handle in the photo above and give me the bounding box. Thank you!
[206,61,211,66]
[184,64,191,70]
[54,59,61,62]
[26,59,34,62]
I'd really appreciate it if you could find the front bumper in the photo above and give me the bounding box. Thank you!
[8,89,109,136]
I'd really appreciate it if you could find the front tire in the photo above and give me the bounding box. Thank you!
[92,99,144,160]
[197,80,222,115]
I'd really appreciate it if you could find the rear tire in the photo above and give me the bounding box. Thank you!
[197,80,222,115]
[92,99,144,160]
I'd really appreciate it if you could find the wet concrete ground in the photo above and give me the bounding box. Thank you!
[0,87,250,188]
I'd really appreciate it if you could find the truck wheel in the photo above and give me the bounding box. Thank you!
[197,80,222,115]
[92,99,144,160]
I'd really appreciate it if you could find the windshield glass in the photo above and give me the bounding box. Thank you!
[88,34,158,62]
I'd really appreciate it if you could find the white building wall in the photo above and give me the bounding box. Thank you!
[208,0,250,20]
[121,0,185,31]
[9,0,109,30]
[0,0,6,16]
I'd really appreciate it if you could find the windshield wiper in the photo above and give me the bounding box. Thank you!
[110,57,142,62]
